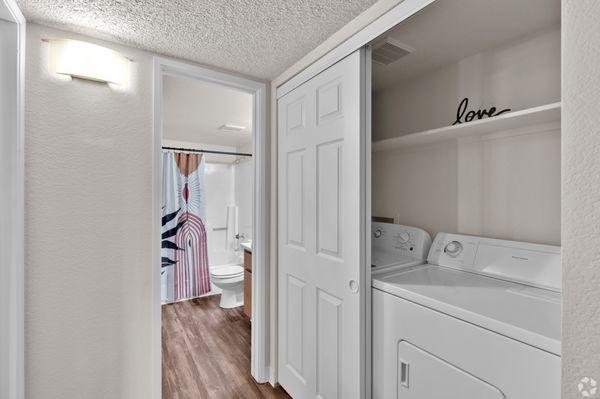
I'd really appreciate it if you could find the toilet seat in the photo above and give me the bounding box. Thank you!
[210,265,244,278]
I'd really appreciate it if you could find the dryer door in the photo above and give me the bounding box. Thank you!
[396,341,505,399]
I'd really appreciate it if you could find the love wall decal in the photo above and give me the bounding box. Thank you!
[452,98,511,125]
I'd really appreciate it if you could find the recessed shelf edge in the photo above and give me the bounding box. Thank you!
[372,102,561,152]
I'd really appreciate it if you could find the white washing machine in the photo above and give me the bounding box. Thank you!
[372,233,561,399]
[371,222,432,272]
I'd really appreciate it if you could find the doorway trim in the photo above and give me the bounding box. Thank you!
[0,1,25,399]
[152,56,269,398]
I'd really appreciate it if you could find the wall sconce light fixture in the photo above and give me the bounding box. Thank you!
[45,39,130,85]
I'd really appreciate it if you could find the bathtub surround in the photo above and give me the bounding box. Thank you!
[203,163,234,271]
[204,162,236,272]
[235,142,254,243]
[226,204,240,251]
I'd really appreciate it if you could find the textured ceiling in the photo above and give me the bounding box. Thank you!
[16,0,378,80]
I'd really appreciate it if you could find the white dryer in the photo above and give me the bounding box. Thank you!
[372,233,561,399]
[371,222,432,272]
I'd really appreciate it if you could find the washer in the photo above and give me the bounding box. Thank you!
[371,222,432,272]
[372,233,561,399]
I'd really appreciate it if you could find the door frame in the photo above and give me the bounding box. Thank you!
[270,0,437,389]
[0,1,25,399]
[152,57,269,398]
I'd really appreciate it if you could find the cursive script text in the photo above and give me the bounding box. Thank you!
[452,98,511,125]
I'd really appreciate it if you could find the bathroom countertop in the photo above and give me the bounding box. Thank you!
[241,241,252,252]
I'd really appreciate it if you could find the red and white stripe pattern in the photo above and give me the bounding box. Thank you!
[173,212,211,300]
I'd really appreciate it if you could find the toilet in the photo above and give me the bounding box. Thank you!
[210,264,244,308]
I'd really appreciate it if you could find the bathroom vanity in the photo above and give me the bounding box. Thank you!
[243,248,252,318]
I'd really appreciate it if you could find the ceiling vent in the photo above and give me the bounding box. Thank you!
[372,38,414,65]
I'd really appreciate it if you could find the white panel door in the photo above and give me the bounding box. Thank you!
[278,49,369,399]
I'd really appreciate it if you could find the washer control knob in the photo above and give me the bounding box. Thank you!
[373,228,383,238]
[444,241,463,257]
[397,231,410,243]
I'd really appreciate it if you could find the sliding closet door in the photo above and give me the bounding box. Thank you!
[277,48,370,399]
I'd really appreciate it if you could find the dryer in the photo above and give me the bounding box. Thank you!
[372,233,561,399]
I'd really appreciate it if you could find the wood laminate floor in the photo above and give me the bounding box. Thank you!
[162,295,291,399]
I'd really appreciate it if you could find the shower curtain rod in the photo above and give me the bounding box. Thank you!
[162,146,252,157]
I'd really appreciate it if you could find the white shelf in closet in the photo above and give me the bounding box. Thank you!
[372,102,561,151]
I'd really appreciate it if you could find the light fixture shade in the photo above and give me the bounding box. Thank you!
[47,39,130,85]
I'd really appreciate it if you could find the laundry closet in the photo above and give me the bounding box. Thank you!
[276,0,561,398]
[369,0,561,398]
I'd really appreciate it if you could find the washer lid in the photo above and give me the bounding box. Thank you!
[373,265,561,356]
[371,250,421,269]
[211,265,244,277]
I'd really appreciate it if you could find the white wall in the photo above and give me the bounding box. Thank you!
[25,23,155,399]
[562,1,600,396]
[373,141,458,234]
[372,27,561,245]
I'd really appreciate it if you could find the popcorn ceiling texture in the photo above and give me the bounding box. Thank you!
[16,0,378,80]
[562,0,600,397]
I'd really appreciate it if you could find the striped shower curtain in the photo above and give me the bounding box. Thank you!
[161,151,211,303]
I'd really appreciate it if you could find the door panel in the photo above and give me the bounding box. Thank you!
[316,79,343,122]
[286,275,306,381]
[286,150,305,248]
[287,97,306,132]
[316,289,342,399]
[316,141,343,258]
[278,49,368,399]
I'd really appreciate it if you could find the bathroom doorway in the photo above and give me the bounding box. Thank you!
[152,58,277,398]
